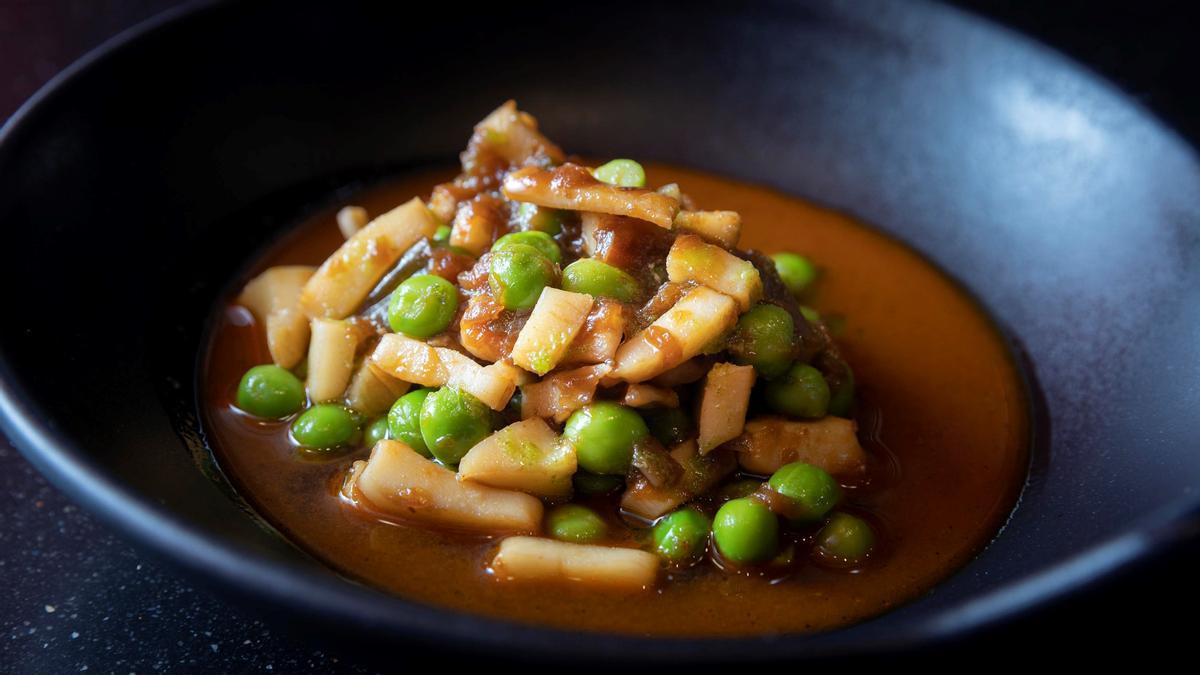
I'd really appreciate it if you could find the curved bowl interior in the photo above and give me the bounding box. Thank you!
[1,0,1198,662]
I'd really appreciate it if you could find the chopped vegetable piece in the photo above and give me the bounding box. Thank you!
[387,274,459,338]
[509,288,593,375]
[561,299,626,366]
[489,360,538,386]
[352,440,543,533]
[514,202,563,235]
[450,193,507,257]
[472,99,564,165]
[622,383,680,409]
[519,363,610,423]
[610,286,739,383]
[772,252,818,297]
[560,258,640,302]
[387,389,433,457]
[427,184,460,224]
[488,243,558,311]
[433,224,451,242]
[564,402,649,475]
[631,438,684,488]
[370,334,447,386]
[300,197,438,319]
[419,387,493,465]
[491,536,657,590]
[579,211,677,272]
[291,403,360,450]
[306,318,361,403]
[652,507,711,565]
[768,462,841,523]
[814,513,875,565]
[592,159,646,188]
[345,359,410,416]
[713,498,779,565]
[665,234,762,311]
[697,363,756,453]
[458,418,576,497]
[235,365,306,419]
[363,416,390,448]
[336,205,368,239]
[799,305,821,323]
[732,417,867,477]
[673,210,742,248]
[546,504,608,543]
[502,163,679,229]
[458,292,521,363]
[619,440,736,520]
[436,348,518,411]
[763,362,830,418]
[493,230,562,264]
[727,304,795,379]
[238,265,315,369]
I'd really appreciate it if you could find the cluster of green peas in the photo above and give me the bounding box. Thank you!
[235,364,375,450]
[235,361,496,461]
[484,228,643,313]
[236,368,874,567]
[547,459,875,569]
[724,251,854,419]
[390,223,642,337]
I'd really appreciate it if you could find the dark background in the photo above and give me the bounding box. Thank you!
[0,1,1196,671]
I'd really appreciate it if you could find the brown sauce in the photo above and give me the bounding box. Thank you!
[201,164,1029,636]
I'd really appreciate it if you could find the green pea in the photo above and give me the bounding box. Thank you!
[768,462,841,523]
[799,305,821,324]
[563,402,649,475]
[716,478,764,502]
[764,362,830,418]
[712,498,779,565]
[235,365,306,418]
[814,513,875,564]
[826,359,856,418]
[433,224,452,242]
[419,387,493,465]
[727,303,795,379]
[387,389,432,457]
[546,504,608,543]
[291,404,360,450]
[363,416,390,448]
[771,252,818,297]
[488,243,557,311]
[387,274,459,338]
[515,202,563,235]
[493,230,562,264]
[573,472,625,496]
[592,159,646,188]
[642,407,694,446]
[561,258,640,302]
[652,507,711,564]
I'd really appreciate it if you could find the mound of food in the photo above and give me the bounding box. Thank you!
[232,101,873,590]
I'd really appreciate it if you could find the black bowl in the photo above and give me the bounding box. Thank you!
[1,0,1198,663]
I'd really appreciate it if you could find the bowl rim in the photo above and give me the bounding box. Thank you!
[2,0,1199,662]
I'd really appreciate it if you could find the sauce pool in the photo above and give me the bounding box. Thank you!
[201,164,1029,636]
